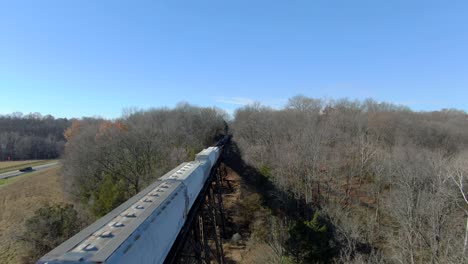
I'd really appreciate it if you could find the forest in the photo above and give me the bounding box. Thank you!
[17,104,227,262]
[62,103,227,217]
[231,96,468,263]
[0,112,71,160]
[11,98,468,263]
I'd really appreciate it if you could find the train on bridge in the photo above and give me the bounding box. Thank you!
[38,139,227,264]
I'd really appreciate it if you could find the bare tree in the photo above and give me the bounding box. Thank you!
[448,151,468,261]
[232,95,468,262]
[62,104,226,216]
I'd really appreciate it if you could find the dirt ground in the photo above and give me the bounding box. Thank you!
[0,166,68,264]
[221,166,247,263]
[221,165,278,264]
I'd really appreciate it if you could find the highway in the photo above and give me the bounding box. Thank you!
[0,161,60,180]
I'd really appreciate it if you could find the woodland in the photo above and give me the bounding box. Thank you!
[0,112,71,160]
[7,98,468,263]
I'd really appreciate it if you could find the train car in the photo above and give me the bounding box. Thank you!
[160,146,222,208]
[195,146,221,168]
[160,162,204,209]
[37,145,224,264]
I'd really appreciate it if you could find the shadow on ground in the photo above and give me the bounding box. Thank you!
[221,140,378,262]
[223,140,312,219]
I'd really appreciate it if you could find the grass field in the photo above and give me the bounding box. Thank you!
[0,177,21,186]
[0,166,68,264]
[0,160,57,174]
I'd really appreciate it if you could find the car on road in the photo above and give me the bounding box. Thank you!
[19,167,33,172]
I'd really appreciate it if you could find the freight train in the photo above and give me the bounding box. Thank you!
[38,140,226,264]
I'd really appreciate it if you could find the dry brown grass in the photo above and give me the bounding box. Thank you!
[0,166,68,264]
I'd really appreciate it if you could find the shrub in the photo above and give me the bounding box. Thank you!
[286,211,333,263]
[22,204,80,262]
[91,174,127,217]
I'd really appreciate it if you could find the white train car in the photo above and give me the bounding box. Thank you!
[160,162,205,209]
[196,146,221,168]
[37,146,222,264]
[160,146,221,211]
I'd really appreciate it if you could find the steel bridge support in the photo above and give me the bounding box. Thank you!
[166,164,228,264]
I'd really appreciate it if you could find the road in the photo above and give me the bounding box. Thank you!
[0,161,60,180]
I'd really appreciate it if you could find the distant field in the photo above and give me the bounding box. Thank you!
[0,160,57,174]
[0,166,68,264]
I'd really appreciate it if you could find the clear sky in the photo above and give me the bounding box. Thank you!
[0,0,467,118]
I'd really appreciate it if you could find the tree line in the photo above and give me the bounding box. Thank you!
[21,104,227,262]
[62,103,227,217]
[17,98,468,263]
[232,96,468,263]
[0,112,71,160]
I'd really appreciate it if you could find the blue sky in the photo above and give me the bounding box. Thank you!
[0,0,467,118]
